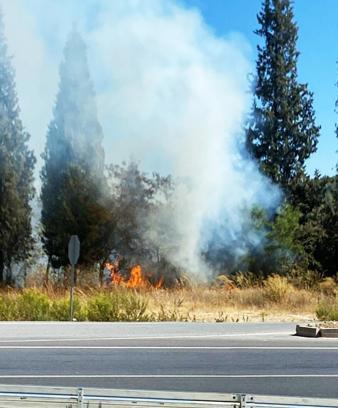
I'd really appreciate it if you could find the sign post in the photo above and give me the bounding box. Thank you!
[68,235,80,321]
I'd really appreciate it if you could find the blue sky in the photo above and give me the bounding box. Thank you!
[1,0,336,177]
[183,0,338,176]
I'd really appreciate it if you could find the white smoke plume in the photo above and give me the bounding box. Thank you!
[1,0,280,280]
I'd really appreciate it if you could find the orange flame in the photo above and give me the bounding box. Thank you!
[154,276,164,289]
[105,261,123,285]
[111,269,123,285]
[105,263,163,289]
[126,265,148,288]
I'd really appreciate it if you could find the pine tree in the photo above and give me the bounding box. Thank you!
[0,12,36,284]
[246,0,320,190]
[41,28,112,273]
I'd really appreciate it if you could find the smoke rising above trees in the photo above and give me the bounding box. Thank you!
[41,28,112,273]
[0,0,336,286]
[37,1,282,282]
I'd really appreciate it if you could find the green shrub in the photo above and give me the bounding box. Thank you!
[16,289,51,320]
[0,295,16,320]
[87,293,121,321]
[86,290,148,322]
[119,292,149,321]
[0,289,150,322]
[50,297,87,321]
[316,302,338,321]
[49,298,69,321]
[0,290,88,321]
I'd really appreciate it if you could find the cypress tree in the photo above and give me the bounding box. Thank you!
[336,63,338,147]
[41,28,111,273]
[246,0,320,190]
[0,12,36,284]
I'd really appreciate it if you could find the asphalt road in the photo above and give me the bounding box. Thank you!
[0,322,337,398]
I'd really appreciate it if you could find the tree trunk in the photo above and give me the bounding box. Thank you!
[0,251,4,284]
[99,258,108,287]
[99,264,104,287]
[5,263,12,286]
[45,257,51,286]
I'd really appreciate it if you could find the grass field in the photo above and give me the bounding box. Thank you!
[0,273,337,322]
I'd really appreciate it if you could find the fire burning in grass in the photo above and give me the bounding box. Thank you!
[105,263,164,289]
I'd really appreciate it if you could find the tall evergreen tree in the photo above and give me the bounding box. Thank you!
[43,27,104,176]
[246,0,320,190]
[41,28,111,272]
[336,63,338,150]
[0,13,36,284]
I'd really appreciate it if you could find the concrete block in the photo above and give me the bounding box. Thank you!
[296,325,319,337]
[319,328,338,338]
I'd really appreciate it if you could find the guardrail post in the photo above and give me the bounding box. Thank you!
[77,387,84,408]
[240,394,246,408]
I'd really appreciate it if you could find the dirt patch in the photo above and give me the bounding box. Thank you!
[317,321,338,328]
[301,321,338,328]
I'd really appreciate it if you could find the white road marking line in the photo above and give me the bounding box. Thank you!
[0,374,337,378]
[0,346,337,350]
[0,332,292,342]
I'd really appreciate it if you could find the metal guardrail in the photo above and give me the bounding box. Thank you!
[0,385,337,408]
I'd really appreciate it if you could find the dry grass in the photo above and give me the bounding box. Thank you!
[2,272,336,322]
[145,285,318,322]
